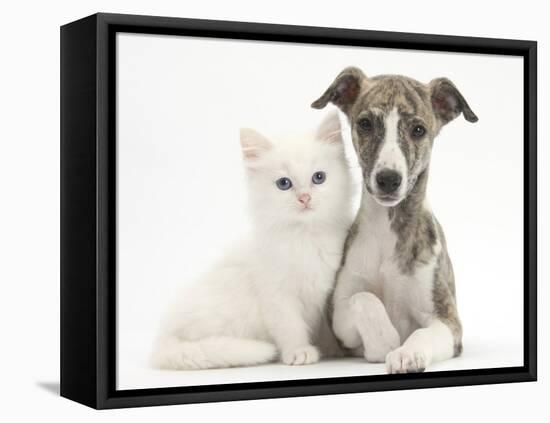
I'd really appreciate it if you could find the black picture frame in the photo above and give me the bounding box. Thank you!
[60,12,537,409]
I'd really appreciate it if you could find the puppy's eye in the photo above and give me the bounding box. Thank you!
[312,171,326,185]
[275,177,292,190]
[357,118,373,132]
[411,125,426,138]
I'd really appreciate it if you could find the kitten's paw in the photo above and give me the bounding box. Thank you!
[385,347,428,374]
[282,345,320,365]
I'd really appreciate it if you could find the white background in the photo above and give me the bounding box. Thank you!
[0,0,547,421]
[116,33,524,389]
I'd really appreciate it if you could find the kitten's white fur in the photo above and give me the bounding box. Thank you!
[152,112,353,370]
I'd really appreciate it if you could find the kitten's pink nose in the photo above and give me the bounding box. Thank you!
[298,193,311,205]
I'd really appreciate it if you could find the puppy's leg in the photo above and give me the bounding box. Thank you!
[333,292,401,361]
[386,249,462,373]
[385,319,455,373]
[350,292,400,362]
[332,270,365,351]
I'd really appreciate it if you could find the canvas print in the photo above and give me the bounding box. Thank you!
[116,33,524,390]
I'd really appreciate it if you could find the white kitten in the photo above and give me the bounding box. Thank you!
[152,112,353,370]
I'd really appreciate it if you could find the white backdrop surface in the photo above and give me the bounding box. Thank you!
[117,33,524,389]
[1,0,547,421]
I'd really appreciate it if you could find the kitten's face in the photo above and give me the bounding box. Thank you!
[240,113,351,228]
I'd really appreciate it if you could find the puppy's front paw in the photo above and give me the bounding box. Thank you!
[282,345,320,365]
[385,347,428,374]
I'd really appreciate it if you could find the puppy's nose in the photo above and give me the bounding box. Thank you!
[298,193,311,205]
[376,169,402,194]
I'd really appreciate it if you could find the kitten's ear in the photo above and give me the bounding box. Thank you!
[315,111,343,145]
[311,67,366,114]
[240,128,272,162]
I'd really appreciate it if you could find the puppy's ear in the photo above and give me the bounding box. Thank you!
[311,67,366,114]
[429,78,478,125]
[240,128,272,162]
[315,111,343,145]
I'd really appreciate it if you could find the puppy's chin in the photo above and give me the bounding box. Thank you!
[366,185,405,207]
[373,195,403,207]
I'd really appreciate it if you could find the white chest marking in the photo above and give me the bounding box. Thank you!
[343,195,440,339]
[345,196,397,296]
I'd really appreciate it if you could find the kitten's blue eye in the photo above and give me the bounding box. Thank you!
[312,171,326,185]
[276,177,292,190]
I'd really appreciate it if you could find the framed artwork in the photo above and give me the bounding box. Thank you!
[60,13,537,409]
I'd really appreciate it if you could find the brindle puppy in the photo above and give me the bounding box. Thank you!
[312,67,478,373]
